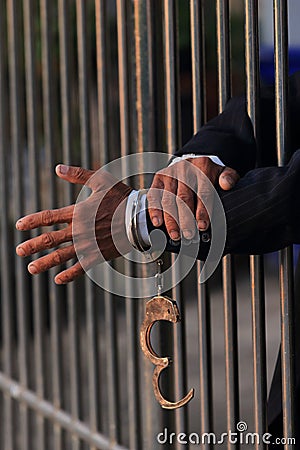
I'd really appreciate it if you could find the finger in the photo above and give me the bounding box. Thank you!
[161,177,180,241]
[147,176,163,227]
[218,167,240,190]
[28,245,75,274]
[176,181,196,239]
[55,261,85,285]
[16,226,72,256]
[195,170,216,230]
[56,164,96,188]
[16,205,74,231]
[54,250,99,284]
[195,197,210,231]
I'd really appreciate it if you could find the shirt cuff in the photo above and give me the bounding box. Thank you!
[168,154,225,167]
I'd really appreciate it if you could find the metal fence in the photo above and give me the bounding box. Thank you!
[0,1,295,449]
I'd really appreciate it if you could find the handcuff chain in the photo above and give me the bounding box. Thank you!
[155,259,163,296]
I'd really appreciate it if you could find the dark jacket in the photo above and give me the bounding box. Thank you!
[147,71,300,260]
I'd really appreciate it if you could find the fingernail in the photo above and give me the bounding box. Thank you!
[152,216,160,227]
[59,164,68,174]
[28,264,37,274]
[16,219,23,230]
[198,220,207,230]
[17,246,25,256]
[225,176,234,187]
[170,231,180,241]
[183,230,194,239]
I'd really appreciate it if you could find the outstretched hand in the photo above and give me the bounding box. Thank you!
[16,165,133,284]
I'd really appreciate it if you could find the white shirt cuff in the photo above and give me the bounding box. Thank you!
[168,154,225,167]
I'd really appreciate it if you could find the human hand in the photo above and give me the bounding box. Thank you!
[147,157,239,240]
[16,165,133,284]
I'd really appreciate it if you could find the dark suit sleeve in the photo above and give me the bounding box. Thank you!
[173,96,257,176]
[174,71,300,174]
[221,149,300,255]
[147,149,300,259]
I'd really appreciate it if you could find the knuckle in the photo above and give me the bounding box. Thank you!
[52,250,62,266]
[161,196,174,208]
[198,156,210,164]
[157,166,170,177]
[197,208,208,220]
[167,177,177,190]
[74,167,85,181]
[194,156,210,168]
[197,189,210,202]
[177,191,193,204]
[148,207,161,217]
[43,232,55,248]
[151,173,163,188]
[164,213,177,225]
[147,190,159,203]
[165,219,178,230]
[41,209,53,226]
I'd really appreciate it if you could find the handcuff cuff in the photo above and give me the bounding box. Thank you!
[129,189,194,409]
[139,259,194,409]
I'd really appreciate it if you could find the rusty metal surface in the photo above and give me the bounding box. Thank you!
[140,296,194,410]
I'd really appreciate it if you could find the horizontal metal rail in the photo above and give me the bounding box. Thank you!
[0,374,128,450]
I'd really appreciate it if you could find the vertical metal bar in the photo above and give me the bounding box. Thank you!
[133,0,154,154]
[67,103,81,450]
[7,1,30,450]
[162,0,180,152]
[162,0,189,442]
[116,0,141,448]
[190,0,213,443]
[58,2,81,448]
[216,0,231,109]
[58,0,72,174]
[0,0,13,448]
[216,0,240,444]
[190,0,206,130]
[76,0,91,169]
[95,0,108,167]
[131,1,158,448]
[245,1,267,447]
[49,286,63,450]
[40,1,63,448]
[222,261,239,442]
[104,273,120,443]
[273,1,295,446]
[23,0,46,449]
[95,0,120,442]
[76,1,100,446]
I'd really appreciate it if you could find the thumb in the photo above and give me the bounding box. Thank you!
[56,164,95,187]
[219,167,240,190]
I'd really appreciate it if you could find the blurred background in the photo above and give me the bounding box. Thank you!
[0,0,300,449]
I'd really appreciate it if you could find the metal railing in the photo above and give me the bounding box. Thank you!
[0,1,295,449]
